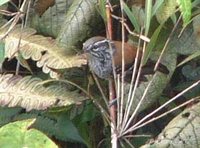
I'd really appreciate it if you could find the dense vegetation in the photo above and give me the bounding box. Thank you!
[0,0,200,147]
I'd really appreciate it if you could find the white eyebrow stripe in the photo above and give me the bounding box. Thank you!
[94,39,113,46]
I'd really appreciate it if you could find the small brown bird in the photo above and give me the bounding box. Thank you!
[83,36,168,79]
[83,36,139,79]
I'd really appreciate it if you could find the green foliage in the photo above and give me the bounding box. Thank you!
[56,0,102,52]
[144,0,153,35]
[123,2,140,32]
[1,26,86,78]
[152,0,164,16]
[156,0,178,24]
[143,24,163,65]
[177,0,192,26]
[141,102,200,147]
[0,0,9,6]
[0,119,58,148]
[0,74,87,111]
[0,42,5,69]
[0,0,199,147]
[97,0,107,23]
[0,107,23,126]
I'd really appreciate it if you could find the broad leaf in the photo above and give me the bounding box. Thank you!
[30,0,73,37]
[0,26,87,78]
[56,0,101,52]
[123,2,140,33]
[141,102,200,147]
[0,119,58,148]
[0,74,87,111]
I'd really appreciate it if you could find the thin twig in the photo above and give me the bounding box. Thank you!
[122,137,135,148]
[154,15,181,71]
[122,22,150,42]
[92,73,109,108]
[123,72,157,134]
[0,10,17,16]
[0,0,30,41]
[117,74,121,129]
[124,134,151,138]
[38,79,111,123]
[106,1,118,147]
[118,0,126,136]
[121,29,143,132]
[123,80,200,135]
[121,32,146,133]
[129,97,198,132]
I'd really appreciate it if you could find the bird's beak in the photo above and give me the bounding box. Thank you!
[82,43,87,52]
[82,43,90,53]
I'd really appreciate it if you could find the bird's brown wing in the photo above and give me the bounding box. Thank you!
[112,41,140,70]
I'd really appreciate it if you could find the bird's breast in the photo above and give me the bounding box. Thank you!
[88,55,113,79]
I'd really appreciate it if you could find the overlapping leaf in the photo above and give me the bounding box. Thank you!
[141,101,200,147]
[56,0,100,52]
[0,118,58,148]
[0,74,87,111]
[30,0,74,37]
[0,26,86,78]
[168,24,200,55]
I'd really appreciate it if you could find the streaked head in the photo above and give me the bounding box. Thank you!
[83,36,109,53]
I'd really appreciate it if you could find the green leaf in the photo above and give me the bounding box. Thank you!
[156,0,178,24]
[143,24,163,65]
[177,0,192,26]
[123,2,140,33]
[0,0,9,6]
[57,114,84,143]
[152,0,164,16]
[0,42,5,69]
[141,102,200,147]
[192,0,200,7]
[0,119,58,148]
[97,0,107,22]
[56,0,100,52]
[144,0,153,35]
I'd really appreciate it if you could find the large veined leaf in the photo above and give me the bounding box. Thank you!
[0,26,87,78]
[0,118,58,148]
[141,102,200,148]
[30,0,74,37]
[168,24,200,55]
[56,0,101,52]
[0,74,87,111]
[12,106,87,143]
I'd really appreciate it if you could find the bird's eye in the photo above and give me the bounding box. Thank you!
[92,45,99,52]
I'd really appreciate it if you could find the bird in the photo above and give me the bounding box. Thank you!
[83,36,169,80]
